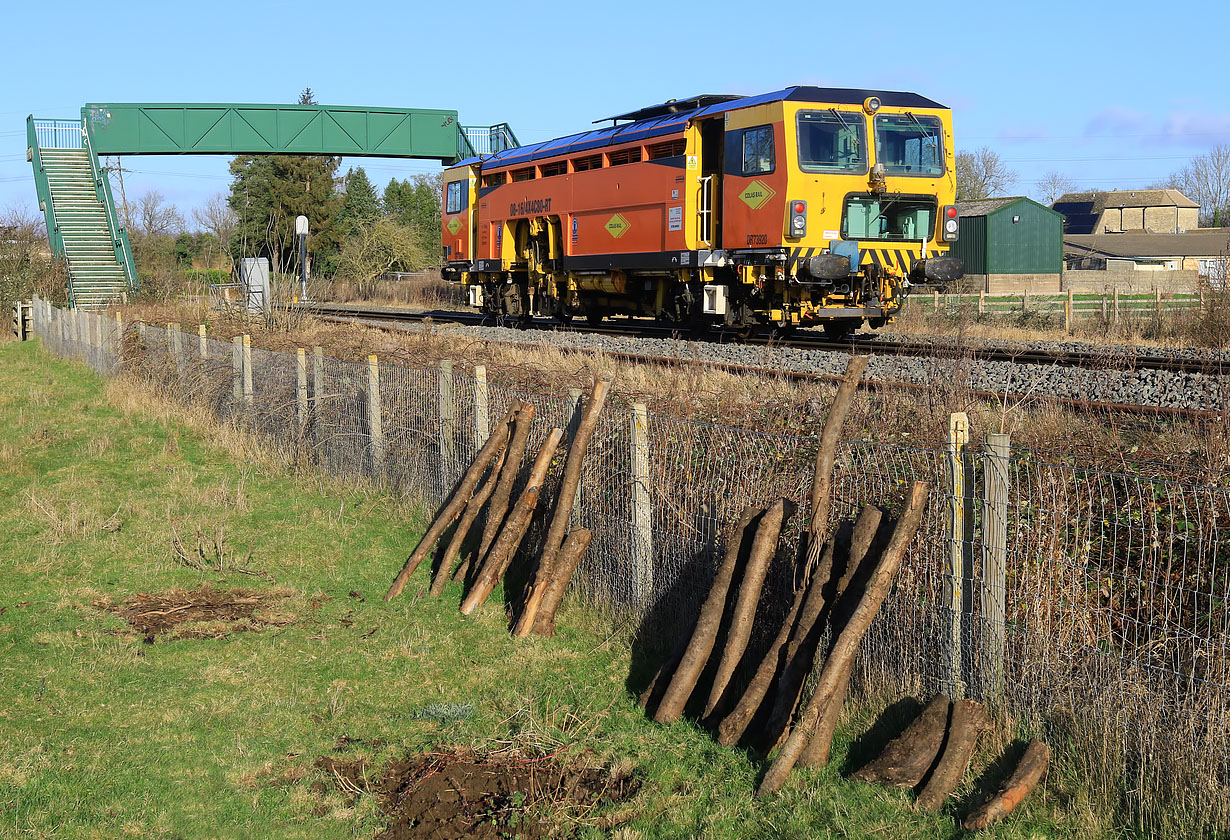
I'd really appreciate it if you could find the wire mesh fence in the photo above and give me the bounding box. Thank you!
[27,297,1230,833]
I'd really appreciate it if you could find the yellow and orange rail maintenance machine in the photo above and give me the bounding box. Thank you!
[441,86,963,337]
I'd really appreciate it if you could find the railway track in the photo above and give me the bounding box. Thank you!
[301,302,1227,377]
[295,303,1220,423]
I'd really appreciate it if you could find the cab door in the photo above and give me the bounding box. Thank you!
[442,167,477,263]
[722,111,788,249]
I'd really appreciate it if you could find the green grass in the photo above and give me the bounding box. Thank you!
[0,339,1108,839]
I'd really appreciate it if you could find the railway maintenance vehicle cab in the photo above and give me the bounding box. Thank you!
[441,86,963,337]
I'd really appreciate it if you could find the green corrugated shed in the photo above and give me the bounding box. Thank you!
[951,197,1063,274]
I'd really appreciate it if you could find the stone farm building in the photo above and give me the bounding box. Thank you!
[1052,189,1199,235]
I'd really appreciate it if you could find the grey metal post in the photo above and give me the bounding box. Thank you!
[296,348,308,429]
[631,402,653,602]
[312,346,324,450]
[439,358,455,471]
[169,323,182,375]
[945,412,971,699]
[242,335,253,407]
[473,364,490,447]
[567,387,585,517]
[981,433,1011,702]
[368,354,385,474]
[231,337,242,401]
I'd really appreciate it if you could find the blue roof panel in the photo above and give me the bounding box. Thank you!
[473,86,947,170]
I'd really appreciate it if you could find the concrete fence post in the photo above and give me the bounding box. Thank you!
[231,337,242,401]
[981,432,1011,703]
[368,354,386,474]
[137,320,146,345]
[439,358,456,471]
[631,402,653,602]
[114,312,123,361]
[296,348,308,429]
[473,364,490,447]
[242,335,254,406]
[198,324,208,359]
[945,412,972,699]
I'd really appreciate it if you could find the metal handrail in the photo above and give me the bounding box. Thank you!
[32,119,83,149]
[82,120,138,289]
[460,123,521,157]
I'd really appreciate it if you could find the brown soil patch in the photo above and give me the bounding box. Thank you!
[105,585,292,642]
[314,750,640,839]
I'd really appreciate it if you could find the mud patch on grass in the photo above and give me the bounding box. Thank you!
[314,750,640,839]
[104,585,293,642]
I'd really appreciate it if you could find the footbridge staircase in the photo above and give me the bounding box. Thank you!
[28,103,518,309]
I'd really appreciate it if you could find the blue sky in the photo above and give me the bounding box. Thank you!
[2,0,1227,223]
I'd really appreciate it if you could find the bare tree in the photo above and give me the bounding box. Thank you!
[192,193,238,271]
[1163,145,1230,227]
[128,190,185,238]
[1037,170,1077,206]
[955,147,1017,201]
[337,218,426,299]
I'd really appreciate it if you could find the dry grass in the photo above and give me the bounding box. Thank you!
[111,298,1230,484]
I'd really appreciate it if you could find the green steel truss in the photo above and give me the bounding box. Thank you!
[83,103,495,161]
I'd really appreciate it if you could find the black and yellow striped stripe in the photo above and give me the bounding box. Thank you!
[788,246,920,274]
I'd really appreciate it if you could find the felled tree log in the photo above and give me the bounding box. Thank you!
[916,699,990,812]
[756,481,929,798]
[652,506,759,724]
[384,402,517,600]
[475,402,537,564]
[962,739,1050,830]
[525,527,594,636]
[430,446,508,596]
[702,499,792,719]
[851,694,952,788]
[459,427,564,615]
[798,485,930,769]
[803,355,870,574]
[514,379,611,636]
[715,578,806,746]
[764,505,882,749]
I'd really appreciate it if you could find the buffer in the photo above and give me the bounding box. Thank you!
[28,102,518,308]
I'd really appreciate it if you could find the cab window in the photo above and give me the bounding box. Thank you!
[874,114,943,176]
[741,125,775,175]
[796,110,866,174]
[842,194,937,241]
[445,180,467,214]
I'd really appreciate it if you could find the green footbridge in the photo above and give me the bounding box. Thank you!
[27,102,517,308]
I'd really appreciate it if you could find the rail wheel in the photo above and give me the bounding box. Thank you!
[821,321,856,342]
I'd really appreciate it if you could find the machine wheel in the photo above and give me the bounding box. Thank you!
[821,321,856,342]
[586,312,603,326]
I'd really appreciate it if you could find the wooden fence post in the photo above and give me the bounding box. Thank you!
[1065,289,1073,333]
[368,354,385,474]
[978,290,985,314]
[114,312,123,360]
[1155,287,1162,320]
[631,402,653,602]
[946,412,972,699]
[242,334,253,406]
[231,336,242,401]
[296,348,308,429]
[981,433,1011,702]
[932,288,939,312]
[198,324,208,358]
[473,364,489,447]
[1022,290,1029,313]
[1113,288,1120,323]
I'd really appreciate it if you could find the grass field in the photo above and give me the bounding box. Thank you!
[0,339,1109,839]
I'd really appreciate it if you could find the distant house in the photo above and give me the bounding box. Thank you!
[1052,189,1199,234]
[1063,230,1228,280]
[950,197,1064,292]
